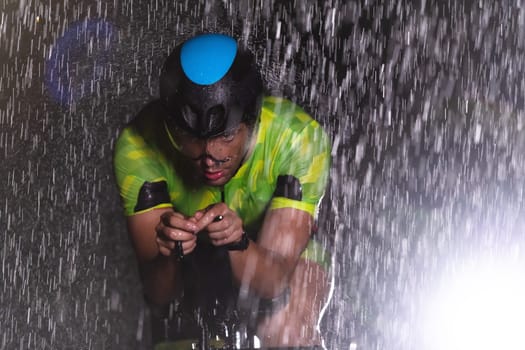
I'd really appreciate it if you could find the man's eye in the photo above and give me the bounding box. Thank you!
[222,133,235,141]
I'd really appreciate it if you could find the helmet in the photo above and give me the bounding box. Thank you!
[160,33,263,139]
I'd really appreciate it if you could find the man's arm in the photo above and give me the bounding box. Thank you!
[126,208,197,305]
[229,206,312,299]
[197,203,312,299]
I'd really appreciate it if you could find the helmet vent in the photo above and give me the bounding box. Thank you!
[204,105,226,136]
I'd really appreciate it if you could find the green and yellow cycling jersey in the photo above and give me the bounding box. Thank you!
[113,96,331,268]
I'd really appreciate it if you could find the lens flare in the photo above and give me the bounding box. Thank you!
[422,257,525,350]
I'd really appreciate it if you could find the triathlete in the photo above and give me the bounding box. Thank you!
[113,33,331,349]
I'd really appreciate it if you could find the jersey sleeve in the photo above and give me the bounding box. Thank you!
[113,125,173,216]
[270,112,331,217]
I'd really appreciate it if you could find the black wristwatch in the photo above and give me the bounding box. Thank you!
[226,231,250,251]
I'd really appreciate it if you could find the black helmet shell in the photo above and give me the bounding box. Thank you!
[160,33,263,138]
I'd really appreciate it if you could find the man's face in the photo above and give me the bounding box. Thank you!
[171,123,251,186]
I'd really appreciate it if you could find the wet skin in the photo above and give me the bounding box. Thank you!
[171,123,252,186]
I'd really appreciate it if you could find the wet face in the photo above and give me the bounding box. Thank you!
[169,123,252,186]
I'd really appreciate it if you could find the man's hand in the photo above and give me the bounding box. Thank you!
[194,203,244,246]
[156,211,198,257]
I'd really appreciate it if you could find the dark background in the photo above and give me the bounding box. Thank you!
[2,1,525,349]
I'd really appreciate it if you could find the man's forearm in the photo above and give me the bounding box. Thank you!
[139,254,181,305]
[228,242,294,299]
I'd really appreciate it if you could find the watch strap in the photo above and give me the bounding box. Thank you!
[226,231,249,251]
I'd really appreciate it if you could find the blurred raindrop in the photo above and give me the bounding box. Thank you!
[2,1,525,349]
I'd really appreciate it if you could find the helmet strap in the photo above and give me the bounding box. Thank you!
[163,120,183,152]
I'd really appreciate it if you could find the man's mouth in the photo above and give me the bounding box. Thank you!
[203,170,224,181]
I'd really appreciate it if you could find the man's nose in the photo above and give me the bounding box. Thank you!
[204,139,221,157]
[203,155,218,167]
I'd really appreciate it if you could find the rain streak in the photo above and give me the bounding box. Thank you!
[2,1,525,349]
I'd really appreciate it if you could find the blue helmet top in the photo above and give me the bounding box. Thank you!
[180,33,237,85]
[160,33,263,139]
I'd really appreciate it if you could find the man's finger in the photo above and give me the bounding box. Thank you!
[164,227,197,241]
[162,212,198,232]
[195,205,226,231]
[158,246,171,256]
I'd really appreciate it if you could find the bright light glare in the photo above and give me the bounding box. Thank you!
[422,259,525,350]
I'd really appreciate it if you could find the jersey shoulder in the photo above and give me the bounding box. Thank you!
[261,96,318,132]
[113,101,175,216]
[114,100,167,156]
[259,96,329,153]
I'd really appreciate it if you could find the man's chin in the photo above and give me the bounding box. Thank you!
[203,178,229,187]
